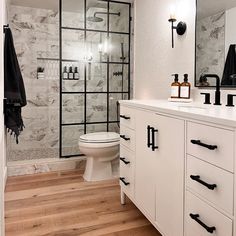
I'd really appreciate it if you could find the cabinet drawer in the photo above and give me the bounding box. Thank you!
[187,155,234,215]
[120,106,135,130]
[185,191,233,236]
[120,148,134,198]
[187,122,234,172]
[120,126,135,151]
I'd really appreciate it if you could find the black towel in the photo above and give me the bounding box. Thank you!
[4,28,27,144]
[221,44,236,86]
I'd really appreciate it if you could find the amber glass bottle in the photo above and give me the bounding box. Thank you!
[171,74,180,98]
[180,74,191,99]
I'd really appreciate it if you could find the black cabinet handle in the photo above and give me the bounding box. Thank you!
[120,177,130,186]
[190,214,216,234]
[151,127,158,151]
[120,135,130,141]
[120,157,130,165]
[120,115,131,120]
[190,175,217,190]
[191,140,217,150]
[147,125,152,148]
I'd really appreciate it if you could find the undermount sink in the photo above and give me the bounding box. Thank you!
[178,105,207,112]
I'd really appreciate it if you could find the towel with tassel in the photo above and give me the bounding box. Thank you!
[4,27,27,144]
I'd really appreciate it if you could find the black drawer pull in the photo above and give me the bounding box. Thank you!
[120,135,130,141]
[120,157,130,165]
[147,125,152,148]
[120,177,130,186]
[190,213,216,234]
[151,127,158,151]
[191,140,217,150]
[190,175,217,190]
[120,115,131,120]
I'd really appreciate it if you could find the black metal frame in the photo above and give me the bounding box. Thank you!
[194,0,236,88]
[59,0,131,158]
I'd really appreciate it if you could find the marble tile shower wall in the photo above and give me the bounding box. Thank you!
[7,6,60,161]
[196,11,225,84]
[7,4,133,161]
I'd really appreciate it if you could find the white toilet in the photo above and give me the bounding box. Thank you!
[79,132,120,182]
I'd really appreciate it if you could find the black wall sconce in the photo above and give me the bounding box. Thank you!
[168,18,187,48]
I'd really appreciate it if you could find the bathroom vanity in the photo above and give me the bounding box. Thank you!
[119,100,236,236]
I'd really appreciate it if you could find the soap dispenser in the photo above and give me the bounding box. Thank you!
[171,74,180,98]
[180,74,191,99]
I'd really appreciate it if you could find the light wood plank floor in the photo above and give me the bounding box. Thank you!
[5,170,162,236]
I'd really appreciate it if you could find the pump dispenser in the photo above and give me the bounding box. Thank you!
[180,74,191,99]
[171,74,180,98]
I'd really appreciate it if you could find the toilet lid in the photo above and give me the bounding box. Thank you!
[79,132,120,143]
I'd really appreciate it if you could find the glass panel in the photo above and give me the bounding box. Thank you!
[109,123,119,133]
[62,125,84,156]
[86,0,108,31]
[109,2,130,33]
[110,34,129,63]
[86,94,107,123]
[62,94,84,124]
[62,0,85,29]
[86,123,107,133]
[62,29,85,61]
[109,93,122,122]
[62,61,85,92]
[109,64,128,92]
[86,31,108,62]
[87,63,107,92]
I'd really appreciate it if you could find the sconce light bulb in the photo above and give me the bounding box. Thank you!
[170,5,176,20]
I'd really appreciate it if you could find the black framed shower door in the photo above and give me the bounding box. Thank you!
[59,0,132,158]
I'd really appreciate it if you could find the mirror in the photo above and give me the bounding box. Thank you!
[195,0,236,87]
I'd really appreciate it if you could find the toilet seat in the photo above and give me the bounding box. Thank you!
[79,132,119,144]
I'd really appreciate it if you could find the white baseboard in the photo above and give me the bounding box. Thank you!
[7,157,86,177]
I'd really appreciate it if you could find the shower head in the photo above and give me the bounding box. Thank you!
[87,11,120,23]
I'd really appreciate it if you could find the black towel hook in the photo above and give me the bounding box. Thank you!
[3,24,9,33]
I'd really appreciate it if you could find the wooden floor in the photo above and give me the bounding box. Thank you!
[5,170,161,236]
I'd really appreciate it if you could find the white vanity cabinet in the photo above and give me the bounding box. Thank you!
[120,105,185,236]
[119,100,236,236]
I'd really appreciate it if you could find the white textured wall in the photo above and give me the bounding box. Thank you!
[134,0,196,99]
[0,0,7,234]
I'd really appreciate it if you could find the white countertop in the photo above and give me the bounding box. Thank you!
[120,100,236,128]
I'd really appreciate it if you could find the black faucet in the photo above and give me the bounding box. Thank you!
[200,74,221,105]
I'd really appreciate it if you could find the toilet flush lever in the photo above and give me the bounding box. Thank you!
[120,135,130,141]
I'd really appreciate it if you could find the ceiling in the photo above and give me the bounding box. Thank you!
[10,0,133,11]
[198,0,236,19]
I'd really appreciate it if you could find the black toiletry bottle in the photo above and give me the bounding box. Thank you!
[171,74,180,98]
[68,66,74,80]
[74,67,80,80]
[63,66,68,80]
[180,74,191,99]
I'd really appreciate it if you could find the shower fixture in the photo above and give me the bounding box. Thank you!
[87,11,120,22]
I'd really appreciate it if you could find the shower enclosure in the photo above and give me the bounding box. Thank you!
[60,0,131,158]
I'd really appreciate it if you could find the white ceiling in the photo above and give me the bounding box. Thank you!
[198,0,236,19]
[10,0,133,11]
